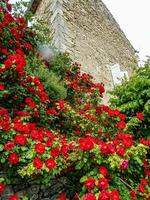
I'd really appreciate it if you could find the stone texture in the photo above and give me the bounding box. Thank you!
[0,177,70,200]
[30,0,137,95]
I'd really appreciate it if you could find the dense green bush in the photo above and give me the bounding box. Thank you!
[110,65,150,140]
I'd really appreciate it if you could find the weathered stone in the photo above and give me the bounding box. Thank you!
[29,0,137,98]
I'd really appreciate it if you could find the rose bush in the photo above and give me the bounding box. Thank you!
[109,64,150,141]
[0,1,149,199]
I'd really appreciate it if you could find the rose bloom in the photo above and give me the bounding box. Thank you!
[4,141,15,151]
[97,178,109,190]
[83,193,96,200]
[8,153,19,165]
[46,139,53,147]
[141,179,147,186]
[100,143,115,155]
[122,138,133,148]
[84,178,95,190]
[110,190,120,200]
[120,159,129,170]
[14,134,27,146]
[7,3,12,12]
[138,184,146,194]
[98,165,108,176]
[33,157,43,169]
[130,190,136,199]
[45,158,56,169]
[0,183,5,193]
[1,48,8,54]
[119,113,126,121]
[99,190,110,200]
[116,146,126,157]
[78,137,94,151]
[51,147,61,157]
[0,84,5,91]
[136,112,144,121]
[59,100,64,109]
[9,194,18,200]
[34,143,45,154]
[98,130,103,136]
[58,192,66,200]
[24,43,33,51]
[117,121,126,129]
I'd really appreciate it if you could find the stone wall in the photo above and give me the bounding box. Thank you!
[31,0,137,92]
[0,177,68,200]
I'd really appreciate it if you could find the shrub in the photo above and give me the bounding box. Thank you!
[109,65,150,140]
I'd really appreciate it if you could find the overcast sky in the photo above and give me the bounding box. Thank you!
[103,0,150,63]
[10,0,150,62]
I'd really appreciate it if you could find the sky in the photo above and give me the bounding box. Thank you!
[103,0,150,63]
[10,0,150,63]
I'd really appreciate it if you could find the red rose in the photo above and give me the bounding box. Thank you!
[51,148,61,157]
[31,130,39,140]
[46,109,58,115]
[58,192,66,200]
[98,165,108,176]
[98,130,103,136]
[110,190,120,200]
[99,190,110,200]
[116,146,126,157]
[4,141,15,151]
[99,83,105,94]
[119,113,126,121]
[45,158,56,169]
[141,179,147,186]
[130,190,136,199]
[59,100,64,109]
[14,134,27,146]
[33,157,43,169]
[34,143,45,154]
[25,97,36,109]
[4,59,12,68]
[13,122,24,132]
[120,160,129,170]
[83,193,96,200]
[6,4,12,12]
[84,178,95,190]
[31,130,44,142]
[0,84,5,91]
[97,178,109,190]
[0,183,5,193]
[78,137,94,151]
[24,43,33,51]
[100,143,115,155]
[1,48,8,54]
[136,112,144,121]
[100,144,110,155]
[117,121,126,129]
[8,153,19,165]
[138,184,146,193]
[46,140,53,147]
[140,138,147,146]
[9,194,18,200]
[76,131,81,136]
[33,110,39,117]
[122,138,133,148]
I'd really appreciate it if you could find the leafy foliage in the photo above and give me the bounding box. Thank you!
[110,65,150,140]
